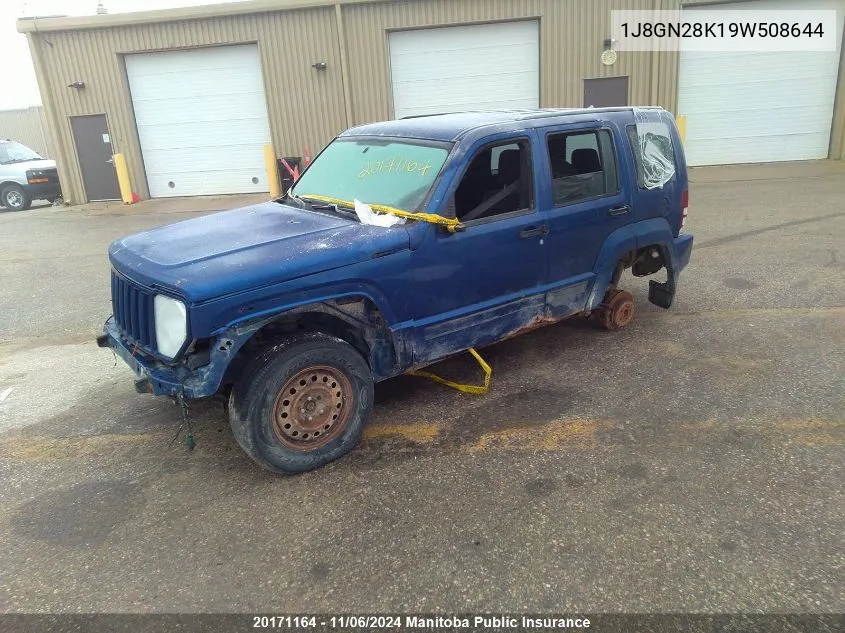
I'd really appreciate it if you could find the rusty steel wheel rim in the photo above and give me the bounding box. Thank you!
[609,292,635,328]
[272,365,354,451]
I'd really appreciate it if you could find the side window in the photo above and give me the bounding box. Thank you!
[453,139,533,222]
[547,129,619,206]
[490,143,519,174]
[0,145,8,165]
[627,123,676,189]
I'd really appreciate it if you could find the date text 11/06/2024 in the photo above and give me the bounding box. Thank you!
[252,615,592,629]
[621,21,824,38]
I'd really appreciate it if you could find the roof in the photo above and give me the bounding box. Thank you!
[341,107,663,143]
[17,0,391,33]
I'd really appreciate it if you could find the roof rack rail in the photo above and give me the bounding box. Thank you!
[400,112,457,120]
[514,105,662,121]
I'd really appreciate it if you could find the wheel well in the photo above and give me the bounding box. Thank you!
[0,181,22,193]
[219,299,397,391]
[629,244,667,278]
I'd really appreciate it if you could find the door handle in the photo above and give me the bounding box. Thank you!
[608,205,629,216]
[519,225,549,239]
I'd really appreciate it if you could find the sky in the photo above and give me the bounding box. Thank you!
[0,0,245,110]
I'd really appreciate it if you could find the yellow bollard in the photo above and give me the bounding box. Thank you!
[112,153,134,204]
[675,115,687,145]
[264,143,281,198]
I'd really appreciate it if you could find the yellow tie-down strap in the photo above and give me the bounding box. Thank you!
[407,348,492,395]
[297,193,463,233]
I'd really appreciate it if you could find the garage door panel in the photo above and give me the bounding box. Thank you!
[126,45,261,73]
[686,133,833,165]
[145,168,268,198]
[128,72,266,101]
[389,21,539,119]
[393,74,540,108]
[136,120,271,151]
[141,144,266,174]
[678,0,844,165]
[136,120,270,148]
[131,95,270,126]
[391,42,538,81]
[679,52,839,85]
[688,105,836,140]
[127,44,272,197]
[679,77,839,115]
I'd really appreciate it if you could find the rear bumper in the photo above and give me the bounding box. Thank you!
[672,233,694,272]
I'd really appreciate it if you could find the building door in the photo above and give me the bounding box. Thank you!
[678,0,845,165]
[583,77,629,107]
[388,21,540,119]
[70,114,121,201]
[125,45,272,197]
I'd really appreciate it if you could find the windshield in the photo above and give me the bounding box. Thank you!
[0,141,42,165]
[291,138,450,211]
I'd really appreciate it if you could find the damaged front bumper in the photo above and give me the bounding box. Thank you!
[97,316,224,399]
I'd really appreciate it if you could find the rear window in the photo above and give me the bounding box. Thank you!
[626,110,676,189]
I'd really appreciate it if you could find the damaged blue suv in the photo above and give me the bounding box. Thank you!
[98,107,693,473]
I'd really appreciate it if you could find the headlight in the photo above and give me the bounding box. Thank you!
[154,294,187,358]
[26,170,49,184]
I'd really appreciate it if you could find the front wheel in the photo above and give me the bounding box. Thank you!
[1,185,31,211]
[228,332,373,474]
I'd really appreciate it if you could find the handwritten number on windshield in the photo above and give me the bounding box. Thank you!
[359,157,432,179]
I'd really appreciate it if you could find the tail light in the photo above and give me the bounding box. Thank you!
[680,188,689,232]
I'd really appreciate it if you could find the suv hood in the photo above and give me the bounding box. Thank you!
[109,201,411,302]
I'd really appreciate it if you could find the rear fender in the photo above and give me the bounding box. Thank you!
[588,218,678,311]
[587,224,637,311]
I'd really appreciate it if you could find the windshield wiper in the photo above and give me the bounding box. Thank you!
[298,196,359,221]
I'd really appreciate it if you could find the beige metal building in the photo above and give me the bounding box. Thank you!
[0,106,54,158]
[17,0,845,205]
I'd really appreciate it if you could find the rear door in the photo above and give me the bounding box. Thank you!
[540,122,631,315]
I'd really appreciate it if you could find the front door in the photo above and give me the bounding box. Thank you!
[407,134,547,365]
[70,114,121,201]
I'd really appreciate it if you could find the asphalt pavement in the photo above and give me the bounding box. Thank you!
[0,163,843,614]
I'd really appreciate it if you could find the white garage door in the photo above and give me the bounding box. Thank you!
[389,21,540,119]
[126,45,272,197]
[678,0,845,166]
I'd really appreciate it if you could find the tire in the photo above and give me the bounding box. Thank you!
[1,185,32,211]
[228,332,373,474]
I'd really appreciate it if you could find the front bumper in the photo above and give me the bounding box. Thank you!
[99,316,214,398]
[25,182,62,201]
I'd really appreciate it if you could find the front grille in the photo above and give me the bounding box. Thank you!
[111,271,156,351]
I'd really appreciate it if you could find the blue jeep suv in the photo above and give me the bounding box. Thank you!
[98,107,693,473]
